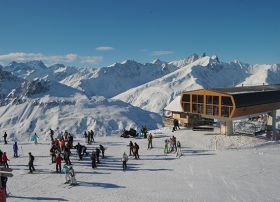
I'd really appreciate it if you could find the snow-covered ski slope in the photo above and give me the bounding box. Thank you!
[5,127,280,202]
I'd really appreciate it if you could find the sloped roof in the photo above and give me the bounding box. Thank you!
[164,96,182,112]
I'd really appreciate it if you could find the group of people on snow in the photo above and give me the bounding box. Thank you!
[1,125,183,196]
[164,135,181,155]
[128,141,140,159]
[84,130,94,144]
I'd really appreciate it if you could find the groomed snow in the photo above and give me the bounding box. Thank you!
[4,127,280,202]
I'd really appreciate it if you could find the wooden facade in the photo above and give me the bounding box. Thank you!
[180,85,280,119]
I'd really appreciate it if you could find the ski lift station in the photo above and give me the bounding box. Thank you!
[164,84,280,136]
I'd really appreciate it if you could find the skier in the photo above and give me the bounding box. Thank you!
[0,150,3,164]
[134,142,140,159]
[62,164,71,183]
[60,137,65,152]
[50,145,57,163]
[50,129,54,143]
[0,176,8,196]
[95,148,100,163]
[99,145,105,158]
[64,146,72,165]
[90,130,94,143]
[122,152,128,170]
[28,152,35,173]
[69,166,77,185]
[147,133,153,149]
[13,142,19,157]
[68,134,74,148]
[2,152,9,168]
[32,133,39,144]
[177,140,181,152]
[172,136,177,152]
[129,141,134,156]
[55,153,63,173]
[84,131,88,143]
[74,143,83,160]
[3,132,7,144]
[164,139,169,154]
[87,131,91,144]
[91,151,97,169]
[81,145,88,156]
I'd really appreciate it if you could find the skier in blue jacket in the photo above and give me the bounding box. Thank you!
[13,142,18,157]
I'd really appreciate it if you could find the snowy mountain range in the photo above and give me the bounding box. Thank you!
[1,53,280,139]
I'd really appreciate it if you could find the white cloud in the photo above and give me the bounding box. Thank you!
[0,52,103,64]
[152,50,174,56]
[0,52,44,61]
[80,56,103,64]
[95,46,114,51]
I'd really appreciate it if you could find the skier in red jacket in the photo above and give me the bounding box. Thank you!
[55,154,63,173]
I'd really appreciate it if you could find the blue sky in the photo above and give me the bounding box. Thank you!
[0,0,279,67]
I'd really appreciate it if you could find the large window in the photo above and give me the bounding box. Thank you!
[182,94,190,112]
[221,96,233,117]
[181,93,233,118]
[206,95,219,116]
[192,94,204,114]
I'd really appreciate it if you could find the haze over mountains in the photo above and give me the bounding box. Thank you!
[0,53,279,138]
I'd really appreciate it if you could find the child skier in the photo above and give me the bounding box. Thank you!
[69,166,77,185]
[56,154,63,173]
[122,152,128,170]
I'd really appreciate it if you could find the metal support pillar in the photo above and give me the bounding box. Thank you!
[226,120,233,136]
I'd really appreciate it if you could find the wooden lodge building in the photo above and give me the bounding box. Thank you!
[164,84,280,135]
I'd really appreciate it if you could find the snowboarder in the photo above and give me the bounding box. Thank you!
[3,132,7,144]
[129,141,134,156]
[147,133,153,149]
[56,154,63,173]
[99,145,105,158]
[91,151,97,168]
[28,152,35,173]
[95,148,100,163]
[13,142,19,157]
[134,142,140,159]
[2,152,9,168]
[122,152,128,170]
